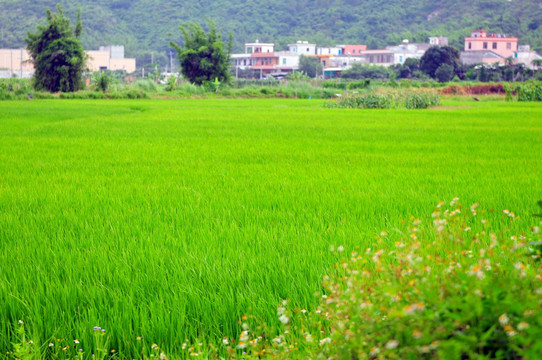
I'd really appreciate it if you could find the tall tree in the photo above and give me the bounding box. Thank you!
[299,55,323,78]
[419,46,460,79]
[25,5,85,92]
[170,21,232,85]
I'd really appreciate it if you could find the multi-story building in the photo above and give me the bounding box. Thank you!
[288,41,316,55]
[464,30,518,58]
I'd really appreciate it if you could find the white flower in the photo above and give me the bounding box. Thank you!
[337,245,344,252]
[386,340,399,349]
[240,330,249,342]
[159,353,167,360]
[305,333,313,343]
[499,314,509,326]
[242,322,249,330]
[279,314,289,324]
[319,337,331,346]
[236,342,247,349]
[222,337,229,345]
[370,347,380,356]
[18,320,24,325]
[518,322,529,330]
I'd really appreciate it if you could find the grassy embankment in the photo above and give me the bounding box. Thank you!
[1,99,541,358]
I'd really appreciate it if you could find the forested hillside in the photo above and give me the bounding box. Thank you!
[2,0,542,66]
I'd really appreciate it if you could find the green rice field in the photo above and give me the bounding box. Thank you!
[1,98,542,357]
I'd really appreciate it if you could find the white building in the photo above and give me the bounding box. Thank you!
[275,51,300,71]
[288,41,316,56]
[515,45,542,69]
[316,46,342,56]
[245,41,274,54]
[387,40,430,65]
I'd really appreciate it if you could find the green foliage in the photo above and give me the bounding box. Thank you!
[325,91,440,109]
[25,5,85,92]
[341,63,391,80]
[404,93,440,108]
[96,71,110,92]
[435,63,455,83]
[299,55,323,78]
[165,75,177,92]
[420,46,460,79]
[286,71,310,81]
[169,21,232,86]
[514,82,542,101]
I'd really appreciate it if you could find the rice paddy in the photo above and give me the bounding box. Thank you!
[1,98,542,357]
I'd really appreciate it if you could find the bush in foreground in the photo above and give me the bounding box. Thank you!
[7,200,542,359]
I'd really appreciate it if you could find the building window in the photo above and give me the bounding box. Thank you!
[323,60,326,66]
[468,42,472,49]
[493,42,497,49]
[483,42,488,49]
[283,58,286,65]
[243,59,246,66]
[507,43,511,50]
[399,56,403,63]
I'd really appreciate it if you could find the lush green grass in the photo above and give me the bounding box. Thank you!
[1,99,541,357]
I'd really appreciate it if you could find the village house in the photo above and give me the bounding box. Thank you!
[288,41,316,55]
[464,30,518,58]
[0,45,136,77]
[461,30,541,69]
[387,40,431,65]
[0,48,33,78]
[86,46,136,73]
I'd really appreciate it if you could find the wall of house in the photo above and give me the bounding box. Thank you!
[110,58,136,73]
[465,37,517,58]
[0,49,34,72]
[341,45,367,55]
[86,50,111,71]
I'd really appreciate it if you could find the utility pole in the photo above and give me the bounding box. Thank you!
[20,48,23,78]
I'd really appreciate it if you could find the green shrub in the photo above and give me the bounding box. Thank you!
[405,93,440,109]
[97,72,110,92]
[326,92,440,110]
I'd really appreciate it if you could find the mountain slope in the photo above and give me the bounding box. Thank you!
[1,0,542,66]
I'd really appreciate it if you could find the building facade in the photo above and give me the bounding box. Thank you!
[464,30,518,58]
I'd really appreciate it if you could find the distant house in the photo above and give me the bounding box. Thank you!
[464,30,518,59]
[86,45,136,73]
[387,40,430,65]
[288,41,316,55]
[514,45,542,69]
[360,49,394,65]
[337,45,367,55]
[0,48,34,78]
[429,37,449,46]
[316,46,342,56]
